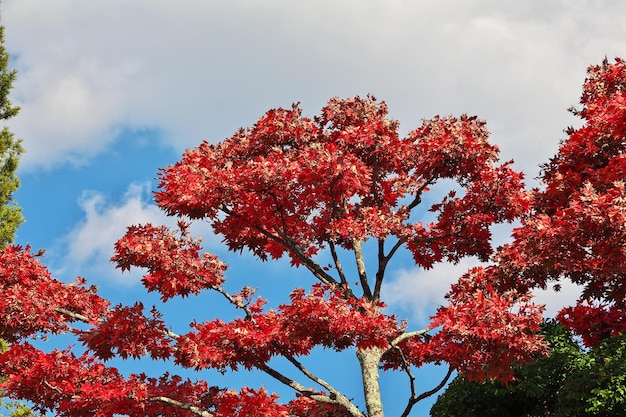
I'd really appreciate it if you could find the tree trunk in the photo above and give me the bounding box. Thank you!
[357,347,385,417]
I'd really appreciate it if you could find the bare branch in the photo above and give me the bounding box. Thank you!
[405,180,432,212]
[220,205,338,287]
[373,239,387,300]
[413,366,454,403]
[283,354,336,396]
[283,355,364,417]
[399,366,453,417]
[394,346,417,417]
[352,239,372,299]
[212,285,254,320]
[148,396,213,417]
[258,362,362,417]
[372,236,409,302]
[258,363,321,397]
[54,308,90,323]
[386,237,407,263]
[257,226,340,288]
[329,241,348,286]
[390,327,434,347]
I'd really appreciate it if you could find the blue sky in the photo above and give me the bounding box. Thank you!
[3,1,626,415]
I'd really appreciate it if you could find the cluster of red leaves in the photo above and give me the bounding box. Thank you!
[155,96,527,268]
[0,245,307,416]
[112,222,227,301]
[557,301,626,347]
[499,181,626,297]
[0,342,137,416]
[0,341,294,417]
[175,284,401,372]
[0,245,109,343]
[280,284,398,351]
[205,387,289,417]
[136,378,294,417]
[427,267,546,383]
[495,58,626,347]
[381,266,546,384]
[76,302,174,360]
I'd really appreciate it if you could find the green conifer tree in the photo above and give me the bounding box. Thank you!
[0,24,23,248]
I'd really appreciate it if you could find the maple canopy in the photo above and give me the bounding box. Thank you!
[431,59,626,416]
[4,55,625,417]
[495,58,626,348]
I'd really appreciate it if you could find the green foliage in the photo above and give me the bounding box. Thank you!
[1,402,39,417]
[558,333,626,416]
[430,321,626,417]
[0,25,23,249]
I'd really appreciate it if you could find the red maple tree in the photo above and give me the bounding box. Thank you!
[2,90,576,417]
[495,58,626,349]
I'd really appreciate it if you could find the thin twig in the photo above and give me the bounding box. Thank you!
[399,366,454,417]
[413,366,454,403]
[405,180,432,212]
[329,241,348,286]
[213,285,253,320]
[395,347,417,417]
[257,225,340,288]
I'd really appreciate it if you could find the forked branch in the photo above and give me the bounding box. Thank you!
[259,361,362,417]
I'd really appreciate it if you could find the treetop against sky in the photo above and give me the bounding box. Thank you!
[1,57,625,416]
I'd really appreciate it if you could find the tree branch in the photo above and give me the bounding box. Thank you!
[329,241,348,287]
[283,354,335,396]
[390,327,433,347]
[221,203,332,283]
[386,237,407,263]
[257,225,340,288]
[413,366,454,404]
[54,307,180,340]
[147,396,213,417]
[258,362,362,417]
[372,236,410,301]
[54,307,90,323]
[352,239,372,299]
[213,285,254,320]
[373,239,386,300]
[258,363,323,398]
[394,346,418,417]
[398,366,453,417]
[405,180,431,212]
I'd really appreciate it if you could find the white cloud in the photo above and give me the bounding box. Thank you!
[383,258,585,326]
[532,280,583,319]
[382,259,482,326]
[54,181,220,287]
[55,182,173,286]
[2,0,625,175]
